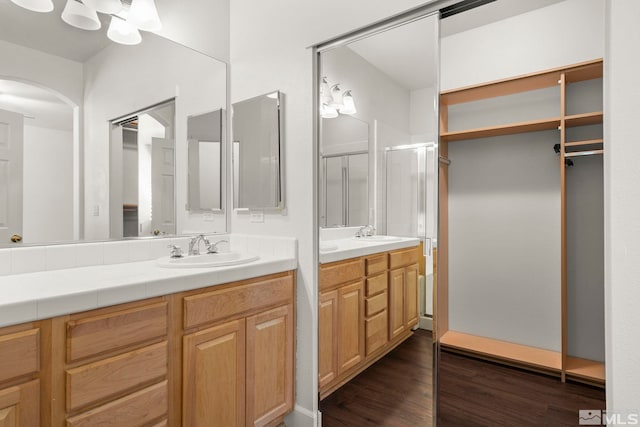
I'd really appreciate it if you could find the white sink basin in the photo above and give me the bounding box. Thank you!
[320,243,339,252]
[158,252,259,268]
[352,235,403,243]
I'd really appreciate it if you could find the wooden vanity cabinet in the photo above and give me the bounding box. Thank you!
[319,246,419,399]
[0,270,295,426]
[182,271,295,427]
[0,325,41,427]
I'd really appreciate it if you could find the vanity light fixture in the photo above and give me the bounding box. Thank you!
[61,0,101,31]
[83,0,122,14]
[107,15,142,45]
[9,0,162,46]
[10,0,53,13]
[320,78,357,119]
[128,0,162,32]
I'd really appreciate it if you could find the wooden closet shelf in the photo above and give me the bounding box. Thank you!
[565,138,603,147]
[440,331,562,372]
[565,356,605,383]
[565,149,603,158]
[441,118,560,142]
[441,58,603,105]
[565,112,603,128]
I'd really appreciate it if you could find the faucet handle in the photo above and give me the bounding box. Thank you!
[206,239,228,254]
[167,244,183,258]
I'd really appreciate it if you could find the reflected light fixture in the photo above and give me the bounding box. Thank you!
[320,78,357,119]
[128,0,162,32]
[61,0,101,30]
[107,15,142,45]
[339,90,357,115]
[9,0,53,13]
[83,0,122,14]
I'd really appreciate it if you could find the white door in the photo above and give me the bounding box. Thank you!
[0,108,24,244]
[151,137,175,235]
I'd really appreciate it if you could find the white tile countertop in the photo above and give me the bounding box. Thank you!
[0,235,297,328]
[319,236,420,264]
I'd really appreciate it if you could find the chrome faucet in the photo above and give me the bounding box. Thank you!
[188,234,210,256]
[355,225,376,238]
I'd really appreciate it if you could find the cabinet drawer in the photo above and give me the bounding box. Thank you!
[320,259,363,291]
[366,310,388,356]
[365,273,387,297]
[66,381,168,427]
[365,291,387,317]
[0,329,39,383]
[184,274,294,330]
[389,247,418,269]
[66,341,167,412]
[67,302,168,363]
[365,254,387,276]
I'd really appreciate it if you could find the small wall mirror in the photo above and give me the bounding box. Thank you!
[187,109,223,211]
[232,91,284,210]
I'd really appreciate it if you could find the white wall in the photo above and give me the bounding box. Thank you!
[83,34,227,240]
[22,125,74,243]
[604,0,640,412]
[410,85,438,142]
[441,0,604,91]
[230,0,433,423]
[156,0,230,62]
[0,41,83,107]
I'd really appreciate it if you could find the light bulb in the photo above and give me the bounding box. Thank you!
[128,0,162,32]
[339,90,357,115]
[61,0,101,30]
[10,0,53,12]
[83,0,122,14]
[107,16,142,45]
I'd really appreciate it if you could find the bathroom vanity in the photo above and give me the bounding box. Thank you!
[318,238,420,399]
[0,239,296,427]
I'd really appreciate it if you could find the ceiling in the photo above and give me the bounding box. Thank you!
[0,0,112,63]
[0,79,73,130]
[346,0,567,91]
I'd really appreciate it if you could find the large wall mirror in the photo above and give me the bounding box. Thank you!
[316,11,439,425]
[0,0,227,246]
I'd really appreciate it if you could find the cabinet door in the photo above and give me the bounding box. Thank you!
[183,319,246,427]
[246,304,294,427]
[337,281,364,374]
[318,290,338,388]
[389,269,405,339]
[405,264,419,328]
[0,380,39,427]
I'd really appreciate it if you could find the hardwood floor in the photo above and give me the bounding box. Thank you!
[437,350,606,426]
[320,329,434,427]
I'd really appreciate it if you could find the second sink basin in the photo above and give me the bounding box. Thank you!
[158,252,259,268]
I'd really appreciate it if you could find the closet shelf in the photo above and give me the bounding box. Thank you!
[565,149,603,158]
[565,356,605,384]
[565,112,603,128]
[564,138,603,147]
[441,58,602,105]
[440,331,562,373]
[441,117,561,142]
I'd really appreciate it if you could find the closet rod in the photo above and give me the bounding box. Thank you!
[439,156,452,165]
[564,149,604,158]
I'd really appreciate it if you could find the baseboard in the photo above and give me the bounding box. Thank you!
[285,404,317,427]
[419,315,433,331]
